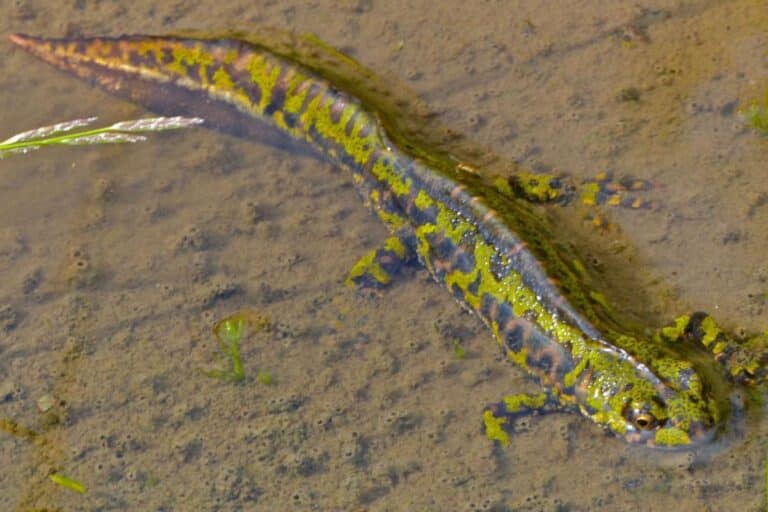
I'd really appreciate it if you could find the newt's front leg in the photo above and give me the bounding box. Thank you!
[483,390,575,445]
[488,168,656,209]
[658,312,768,385]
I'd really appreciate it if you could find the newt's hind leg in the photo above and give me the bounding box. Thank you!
[657,312,768,385]
[483,390,573,445]
[492,171,572,204]
[579,171,657,210]
[490,167,657,211]
[345,230,418,289]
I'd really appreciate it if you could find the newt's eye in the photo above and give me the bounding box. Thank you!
[632,412,658,431]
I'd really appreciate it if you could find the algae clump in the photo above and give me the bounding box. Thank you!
[740,88,768,136]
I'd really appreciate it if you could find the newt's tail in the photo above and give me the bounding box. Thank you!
[7,33,307,152]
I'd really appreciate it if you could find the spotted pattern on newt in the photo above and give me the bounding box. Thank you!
[10,32,766,448]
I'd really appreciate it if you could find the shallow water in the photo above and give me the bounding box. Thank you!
[0,1,766,510]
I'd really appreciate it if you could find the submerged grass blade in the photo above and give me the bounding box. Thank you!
[109,116,204,132]
[50,473,87,494]
[0,116,97,144]
[0,116,203,158]
[58,133,147,145]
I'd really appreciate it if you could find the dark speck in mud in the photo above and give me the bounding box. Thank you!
[720,100,738,117]
[341,433,370,468]
[240,200,269,225]
[144,202,171,222]
[197,277,241,308]
[186,406,207,422]
[272,320,299,340]
[722,230,742,244]
[746,192,768,218]
[267,395,305,414]
[622,477,643,491]
[617,87,641,103]
[216,467,264,503]
[280,252,304,268]
[176,225,210,252]
[61,249,102,289]
[293,453,325,477]
[258,282,295,304]
[385,410,421,435]
[358,485,390,505]
[22,268,43,294]
[0,381,18,403]
[181,439,203,464]
[0,304,19,332]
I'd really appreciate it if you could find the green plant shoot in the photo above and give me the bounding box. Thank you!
[204,311,272,383]
[206,314,249,382]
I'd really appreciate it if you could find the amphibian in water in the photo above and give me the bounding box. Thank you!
[9,32,765,448]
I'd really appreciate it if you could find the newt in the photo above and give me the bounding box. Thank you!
[9,32,765,448]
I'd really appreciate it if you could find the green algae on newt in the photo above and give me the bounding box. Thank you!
[9,31,766,449]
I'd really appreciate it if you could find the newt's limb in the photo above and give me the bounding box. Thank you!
[482,390,573,445]
[493,172,572,205]
[346,231,418,289]
[492,169,657,210]
[579,171,656,210]
[658,312,768,385]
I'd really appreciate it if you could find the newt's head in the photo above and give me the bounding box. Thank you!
[574,340,722,448]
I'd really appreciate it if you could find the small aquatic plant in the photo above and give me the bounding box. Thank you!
[740,88,768,136]
[204,311,272,383]
[741,103,768,135]
[206,314,249,382]
[452,339,466,359]
[0,116,203,158]
[256,368,274,385]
